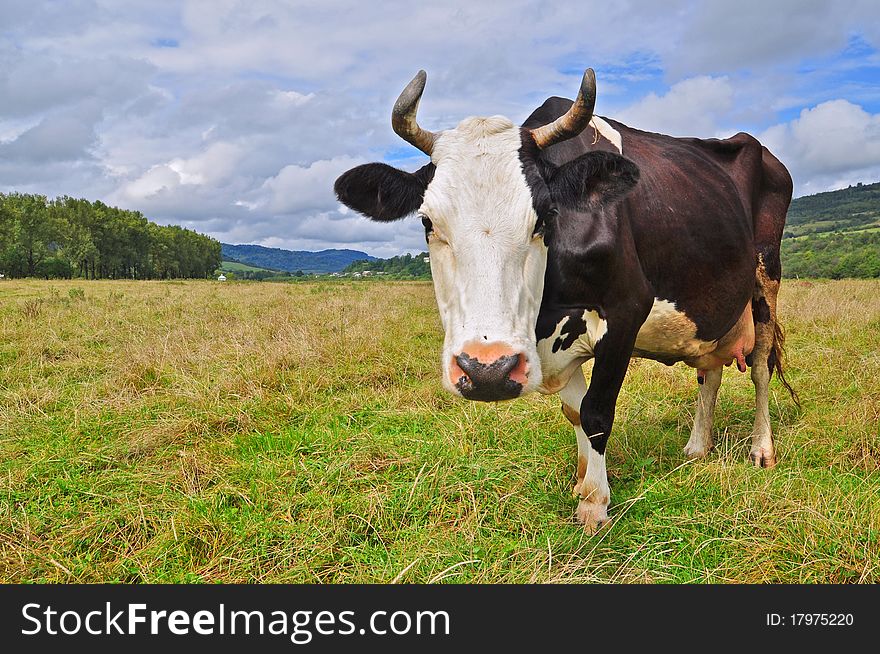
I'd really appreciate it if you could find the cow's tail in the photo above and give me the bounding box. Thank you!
[770,318,800,408]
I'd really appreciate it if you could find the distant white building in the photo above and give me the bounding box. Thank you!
[423,257,430,263]
[217,274,227,281]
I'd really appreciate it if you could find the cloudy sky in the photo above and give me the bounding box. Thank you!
[2,1,879,256]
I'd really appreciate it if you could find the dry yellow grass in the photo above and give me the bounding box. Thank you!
[0,278,878,582]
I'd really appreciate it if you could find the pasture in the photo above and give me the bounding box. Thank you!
[1,278,878,583]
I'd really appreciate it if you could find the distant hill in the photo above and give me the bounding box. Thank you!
[785,181,880,238]
[220,260,283,274]
[218,259,296,281]
[221,243,375,274]
[782,181,880,279]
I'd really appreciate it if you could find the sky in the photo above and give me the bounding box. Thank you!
[1,1,879,257]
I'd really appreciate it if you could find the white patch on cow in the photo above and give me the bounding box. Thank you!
[536,314,570,356]
[583,309,608,345]
[634,298,712,359]
[423,116,547,395]
[535,310,608,393]
[634,297,755,371]
[590,116,622,153]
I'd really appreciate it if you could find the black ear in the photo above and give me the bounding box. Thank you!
[547,151,639,211]
[334,162,435,222]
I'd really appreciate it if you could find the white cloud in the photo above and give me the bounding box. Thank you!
[0,108,100,163]
[0,0,879,254]
[760,100,880,195]
[260,156,364,215]
[615,76,734,137]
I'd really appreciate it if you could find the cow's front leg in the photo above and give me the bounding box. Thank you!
[559,366,608,519]
[565,328,637,533]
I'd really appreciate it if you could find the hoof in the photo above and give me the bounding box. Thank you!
[749,447,777,468]
[575,498,609,534]
[683,439,713,460]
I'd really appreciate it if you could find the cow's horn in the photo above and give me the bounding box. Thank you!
[530,68,597,149]
[392,70,437,156]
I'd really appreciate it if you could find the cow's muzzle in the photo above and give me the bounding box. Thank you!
[449,341,529,402]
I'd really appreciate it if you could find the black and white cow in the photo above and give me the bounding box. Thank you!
[335,69,795,531]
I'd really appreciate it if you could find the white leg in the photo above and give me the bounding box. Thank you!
[559,366,610,533]
[684,368,722,459]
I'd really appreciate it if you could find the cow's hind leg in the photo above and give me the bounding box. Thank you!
[684,367,722,459]
[749,250,798,468]
[747,146,797,468]
[559,366,610,533]
[748,271,781,468]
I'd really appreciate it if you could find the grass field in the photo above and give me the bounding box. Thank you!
[1,278,878,583]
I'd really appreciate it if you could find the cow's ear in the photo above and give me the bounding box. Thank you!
[334,162,435,222]
[547,151,639,211]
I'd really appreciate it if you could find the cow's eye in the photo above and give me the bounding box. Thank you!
[420,215,433,234]
[532,216,544,237]
[533,207,556,237]
[420,215,435,244]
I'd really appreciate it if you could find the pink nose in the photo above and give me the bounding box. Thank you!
[449,341,529,402]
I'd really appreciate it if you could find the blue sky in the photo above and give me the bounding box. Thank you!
[1,0,879,256]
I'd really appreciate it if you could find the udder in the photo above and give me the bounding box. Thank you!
[634,298,754,372]
[688,301,755,371]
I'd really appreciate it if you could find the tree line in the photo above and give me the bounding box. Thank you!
[343,252,431,278]
[0,193,221,279]
[781,231,880,279]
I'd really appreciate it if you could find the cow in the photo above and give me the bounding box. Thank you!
[334,69,796,532]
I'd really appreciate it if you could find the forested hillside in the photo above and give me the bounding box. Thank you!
[343,251,431,278]
[221,243,375,274]
[0,193,221,279]
[781,181,880,279]
[785,181,880,238]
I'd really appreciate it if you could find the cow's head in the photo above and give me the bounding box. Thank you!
[335,69,639,401]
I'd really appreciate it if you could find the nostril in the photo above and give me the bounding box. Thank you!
[455,353,478,379]
[496,353,520,378]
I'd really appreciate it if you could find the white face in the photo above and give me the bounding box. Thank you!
[418,116,548,400]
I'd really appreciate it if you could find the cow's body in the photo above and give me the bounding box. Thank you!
[335,70,794,531]
[530,98,789,389]
[514,98,793,526]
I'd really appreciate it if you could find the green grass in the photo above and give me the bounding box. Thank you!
[1,279,878,583]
